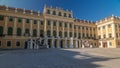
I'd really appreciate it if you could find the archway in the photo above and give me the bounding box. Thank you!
[60,40,63,48]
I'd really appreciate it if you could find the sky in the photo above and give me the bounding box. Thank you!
[0,0,120,21]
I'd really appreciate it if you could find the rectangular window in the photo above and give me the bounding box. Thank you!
[7,41,11,47]
[26,19,30,23]
[109,42,112,46]
[9,16,14,22]
[65,23,67,27]
[53,21,56,26]
[109,33,112,38]
[99,35,101,39]
[47,10,50,14]
[40,20,44,25]
[78,26,80,29]
[0,15,4,21]
[98,27,100,30]
[69,14,72,18]
[74,25,76,29]
[70,24,72,28]
[34,20,37,24]
[103,26,105,29]
[18,18,22,23]
[103,34,106,38]
[82,27,84,30]
[108,24,111,28]
[64,13,67,17]
[47,20,50,25]
[59,22,62,27]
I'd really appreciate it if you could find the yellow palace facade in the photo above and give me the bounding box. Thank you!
[0,5,119,49]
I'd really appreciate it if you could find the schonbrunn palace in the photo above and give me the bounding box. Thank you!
[0,5,120,49]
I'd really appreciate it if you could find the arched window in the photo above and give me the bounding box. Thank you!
[64,32,67,37]
[17,28,22,36]
[7,27,13,35]
[53,11,56,15]
[16,41,20,47]
[33,29,37,37]
[0,26,3,35]
[59,31,62,38]
[47,30,51,37]
[40,30,44,37]
[53,31,56,37]
[58,12,62,16]
[25,28,30,36]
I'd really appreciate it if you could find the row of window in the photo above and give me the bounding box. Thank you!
[99,33,112,39]
[0,15,44,24]
[47,20,96,30]
[0,26,96,38]
[98,24,112,30]
[0,41,20,47]
[47,9,72,18]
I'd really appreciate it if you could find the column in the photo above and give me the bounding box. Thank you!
[100,41,103,48]
[30,38,33,49]
[65,38,68,48]
[106,25,108,38]
[75,39,78,48]
[70,37,73,48]
[52,37,55,48]
[44,36,48,48]
[78,40,81,48]
[51,20,53,36]
[13,17,17,36]
[37,20,40,37]
[67,23,70,38]
[57,37,60,48]
[62,22,64,38]
[22,19,25,36]
[76,26,78,38]
[44,19,47,37]
[56,21,59,37]
[3,16,8,35]
[30,20,33,36]
[72,24,74,38]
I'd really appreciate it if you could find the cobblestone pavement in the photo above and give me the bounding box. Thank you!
[0,48,120,68]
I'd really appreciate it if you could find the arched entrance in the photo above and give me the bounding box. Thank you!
[54,40,57,48]
[48,39,51,48]
[24,41,28,49]
[60,40,63,48]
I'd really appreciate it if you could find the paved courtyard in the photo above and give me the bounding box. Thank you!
[0,48,120,68]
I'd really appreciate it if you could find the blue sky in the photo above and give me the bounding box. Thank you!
[0,0,120,21]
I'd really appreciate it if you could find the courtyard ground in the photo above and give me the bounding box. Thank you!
[0,48,120,68]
